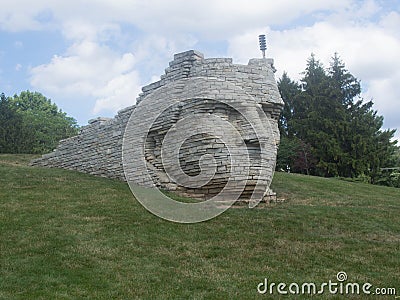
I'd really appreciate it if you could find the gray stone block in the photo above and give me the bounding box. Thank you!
[31,50,284,204]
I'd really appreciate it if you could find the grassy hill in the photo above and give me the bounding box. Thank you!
[1,154,399,299]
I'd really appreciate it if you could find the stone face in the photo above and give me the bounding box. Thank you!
[31,50,284,203]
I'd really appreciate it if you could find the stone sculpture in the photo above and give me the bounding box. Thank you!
[31,50,283,205]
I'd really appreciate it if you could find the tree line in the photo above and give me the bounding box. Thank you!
[0,91,78,154]
[276,53,399,187]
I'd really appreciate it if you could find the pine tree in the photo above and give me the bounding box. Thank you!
[293,54,347,176]
[276,53,398,180]
[277,72,300,137]
[328,54,397,179]
[328,53,361,105]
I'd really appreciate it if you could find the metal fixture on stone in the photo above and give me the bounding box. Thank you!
[259,34,267,58]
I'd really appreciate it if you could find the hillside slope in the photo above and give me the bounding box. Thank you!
[1,154,399,299]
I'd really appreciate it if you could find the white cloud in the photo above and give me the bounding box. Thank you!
[380,11,400,38]
[0,0,57,31]
[92,71,141,114]
[129,33,198,83]
[0,0,351,35]
[362,71,400,141]
[2,0,399,140]
[227,4,400,139]
[29,18,198,117]
[29,23,141,116]
[109,0,351,37]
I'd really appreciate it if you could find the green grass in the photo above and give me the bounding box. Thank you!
[1,154,399,299]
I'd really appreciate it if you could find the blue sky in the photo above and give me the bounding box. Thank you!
[1,0,399,140]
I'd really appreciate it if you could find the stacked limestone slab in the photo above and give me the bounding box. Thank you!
[31,50,284,202]
[31,106,134,180]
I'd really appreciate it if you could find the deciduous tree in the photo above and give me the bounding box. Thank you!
[0,91,78,154]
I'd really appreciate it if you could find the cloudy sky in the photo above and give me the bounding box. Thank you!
[1,0,399,140]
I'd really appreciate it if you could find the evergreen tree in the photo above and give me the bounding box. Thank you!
[328,54,397,179]
[277,72,300,137]
[276,53,398,181]
[328,53,361,105]
[328,53,364,177]
[293,54,347,176]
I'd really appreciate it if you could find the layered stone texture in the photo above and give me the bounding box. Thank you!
[31,50,284,202]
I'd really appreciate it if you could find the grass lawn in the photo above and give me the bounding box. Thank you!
[0,154,399,299]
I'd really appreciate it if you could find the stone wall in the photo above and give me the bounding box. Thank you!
[31,106,134,180]
[31,50,284,202]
